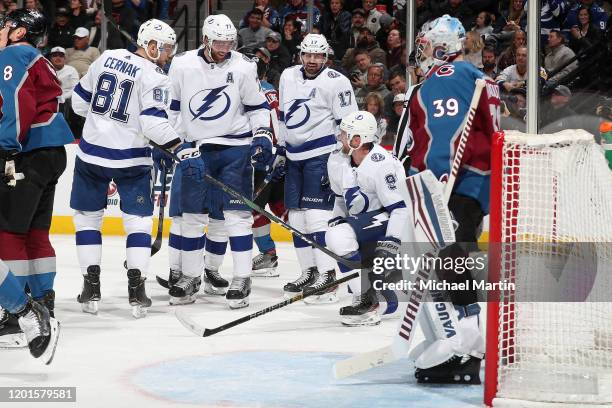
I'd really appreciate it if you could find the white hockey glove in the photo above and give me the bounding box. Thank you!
[1,151,24,187]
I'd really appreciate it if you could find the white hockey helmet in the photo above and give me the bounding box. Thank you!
[416,15,465,76]
[299,33,330,76]
[137,19,177,61]
[339,111,378,153]
[202,14,237,54]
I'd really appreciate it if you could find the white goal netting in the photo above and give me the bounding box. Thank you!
[490,130,612,407]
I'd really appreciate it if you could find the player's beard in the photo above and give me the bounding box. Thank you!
[304,62,323,77]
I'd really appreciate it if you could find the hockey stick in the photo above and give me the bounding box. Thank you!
[176,272,359,337]
[148,142,361,270]
[334,78,487,379]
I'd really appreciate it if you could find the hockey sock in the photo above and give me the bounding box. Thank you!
[205,216,227,270]
[180,213,207,278]
[74,210,103,276]
[225,211,253,278]
[169,216,182,271]
[0,261,28,314]
[253,216,276,254]
[123,214,152,276]
[0,231,29,291]
[289,210,316,270]
[25,229,56,299]
[254,234,275,254]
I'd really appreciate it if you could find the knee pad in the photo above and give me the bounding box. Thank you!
[182,213,208,238]
[304,209,332,234]
[73,210,104,232]
[122,213,153,236]
[224,210,252,238]
[325,223,358,256]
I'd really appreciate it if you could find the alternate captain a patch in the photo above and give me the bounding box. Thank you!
[385,173,397,190]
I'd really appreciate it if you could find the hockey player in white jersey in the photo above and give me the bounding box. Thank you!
[167,14,272,309]
[277,34,357,303]
[325,111,410,325]
[70,19,202,318]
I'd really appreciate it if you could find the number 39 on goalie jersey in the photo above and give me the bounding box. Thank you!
[395,61,500,213]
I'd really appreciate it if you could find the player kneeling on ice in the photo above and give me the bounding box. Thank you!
[325,111,412,326]
[71,19,190,318]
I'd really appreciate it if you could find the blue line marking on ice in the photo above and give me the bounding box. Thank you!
[131,351,482,407]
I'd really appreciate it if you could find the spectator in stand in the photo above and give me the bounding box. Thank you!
[65,27,100,77]
[69,0,90,31]
[496,45,528,93]
[388,92,405,135]
[386,29,403,67]
[430,0,474,31]
[48,7,75,49]
[356,64,390,108]
[108,0,136,50]
[497,29,526,71]
[388,45,406,76]
[349,8,366,48]
[383,70,406,118]
[321,0,352,59]
[5,0,17,13]
[494,0,526,34]
[279,0,320,31]
[48,46,80,136]
[362,0,383,34]
[541,85,585,133]
[240,0,280,31]
[376,14,396,51]
[395,0,432,35]
[464,30,484,68]
[544,30,578,83]
[265,31,291,74]
[472,11,493,39]
[24,0,44,13]
[88,9,102,47]
[540,0,569,47]
[563,0,608,38]
[341,27,386,71]
[255,47,281,88]
[282,18,301,61]
[568,6,604,55]
[481,45,498,78]
[500,87,527,131]
[348,49,371,90]
[239,8,272,49]
[365,92,389,145]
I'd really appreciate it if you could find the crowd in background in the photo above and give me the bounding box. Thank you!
[2,0,611,143]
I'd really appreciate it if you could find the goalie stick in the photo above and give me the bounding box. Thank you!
[176,272,359,337]
[148,142,361,270]
[334,78,487,379]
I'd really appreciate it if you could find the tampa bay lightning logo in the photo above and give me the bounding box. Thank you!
[285,98,311,129]
[189,85,231,121]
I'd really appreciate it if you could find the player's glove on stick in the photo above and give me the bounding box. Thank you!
[269,146,287,182]
[0,150,24,187]
[174,143,204,182]
[250,128,273,171]
[152,148,174,172]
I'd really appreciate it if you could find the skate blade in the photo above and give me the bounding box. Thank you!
[251,267,279,278]
[341,312,382,327]
[40,319,60,365]
[203,283,226,296]
[169,294,197,305]
[131,304,149,319]
[81,301,99,315]
[0,332,27,349]
[304,292,339,305]
[227,298,249,309]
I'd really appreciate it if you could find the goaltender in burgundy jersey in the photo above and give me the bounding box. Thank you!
[394,61,500,213]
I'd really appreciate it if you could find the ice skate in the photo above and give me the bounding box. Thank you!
[0,307,26,348]
[77,265,101,315]
[303,270,339,304]
[283,267,318,298]
[16,299,60,365]
[339,291,381,326]
[226,277,251,309]
[127,269,151,318]
[251,252,279,277]
[169,274,201,305]
[203,268,228,296]
[35,289,55,318]
[169,269,182,288]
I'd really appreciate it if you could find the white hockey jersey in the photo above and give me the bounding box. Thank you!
[167,50,270,145]
[328,144,410,240]
[72,49,180,168]
[278,66,357,161]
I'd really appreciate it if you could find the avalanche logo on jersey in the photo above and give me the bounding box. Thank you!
[285,98,310,129]
[189,85,231,121]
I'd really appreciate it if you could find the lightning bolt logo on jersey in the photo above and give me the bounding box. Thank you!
[285,98,310,129]
[189,85,231,121]
[168,49,270,146]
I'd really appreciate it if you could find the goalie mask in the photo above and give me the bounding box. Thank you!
[339,111,378,155]
[137,19,177,62]
[202,14,237,62]
[416,15,465,76]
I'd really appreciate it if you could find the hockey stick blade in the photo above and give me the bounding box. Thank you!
[156,275,170,289]
[175,272,359,337]
[334,345,396,379]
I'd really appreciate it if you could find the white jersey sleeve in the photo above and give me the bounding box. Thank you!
[139,69,181,149]
[71,61,95,117]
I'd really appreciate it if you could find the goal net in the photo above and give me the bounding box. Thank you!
[484,130,612,407]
